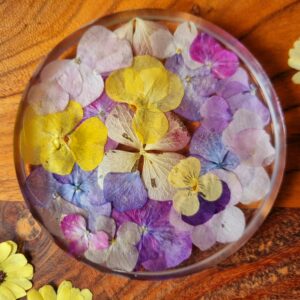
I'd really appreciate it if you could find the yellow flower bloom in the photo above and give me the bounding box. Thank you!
[168,157,222,216]
[288,39,300,84]
[27,280,92,300]
[105,55,184,144]
[0,240,33,300]
[21,101,108,175]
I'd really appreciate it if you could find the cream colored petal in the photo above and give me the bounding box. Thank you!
[143,152,184,200]
[173,190,199,216]
[114,20,134,43]
[200,173,222,201]
[292,71,300,84]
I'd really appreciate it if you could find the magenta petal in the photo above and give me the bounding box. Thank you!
[103,172,148,212]
[60,214,89,255]
[212,49,239,78]
[89,231,109,250]
[200,96,232,133]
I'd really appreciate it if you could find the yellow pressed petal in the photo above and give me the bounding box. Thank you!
[57,281,72,300]
[292,71,300,84]
[6,264,33,280]
[6,242,17,256]
[5,278,32,291]
[105,68,143,105]
[0,286,15,300]
[39,285,57,300]
[138,68,169,107]
[132,55,164,71]
[1,254,27,272]
[200,173,223,201]
[27,289,44,300]
[288,57,300,70]
[40,142,75,175]
[1,281,26,298]
[156,71,184,112]
[81,289,93,300]
[168,157,201,189]
[132,108,168,145]
[0,242,12,264]
[173,190,199,216]
[69,117,107,171]
[70,288,84,300]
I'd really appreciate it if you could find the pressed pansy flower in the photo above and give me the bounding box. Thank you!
[168,157,223,217]
[103,171,148,212]
[85,219,141,272]
[222,109,275,167]
[27,280,93,300]
[288,38,300,84]
[20,101,108,175]
[28,25,132,115]
[98,104,190,201]
[0,240,33,300]
[113,200,192,271]
[61,214,109,256]
[165,54,218,121]
[105,55,184,144]
[215,68,270,125]
[190,33,239,79]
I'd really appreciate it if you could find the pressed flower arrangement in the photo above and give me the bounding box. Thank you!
[15,11,286,278]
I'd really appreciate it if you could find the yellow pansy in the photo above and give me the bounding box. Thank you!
[168,157,222,216]
[0,240,33,300]
[105,55,184,144]
[27,280,92,300]
[288,39,300,84]
[21,101,108,175]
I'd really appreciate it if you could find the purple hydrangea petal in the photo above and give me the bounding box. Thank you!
[182,181,231,226]
[212,49,239,78]
[26,167,59,208]
[165,54,218,121]
[104,171,148,212]
[112,200,192,271]
[200,96,232,133]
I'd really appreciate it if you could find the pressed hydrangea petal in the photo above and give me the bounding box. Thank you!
[211,169,242,205]
[133,18,172,58]
[60,214,89,255]
[212,49,239,78]
[191,221,216,251]
[169,207,193,232]
[173,190,200,216]
[145,112,190,151]
[150,28,176,59]
[114,19,134,42]
[105,105,142,148]
[143,152,184,201]
[200,96,232,132]
[103,171,148,212]
[77,25,133,74]
[89,215,116,237]
[27,81,69,115]
[97,150,140,189]
[234,164,271,204]
[117,221,142,245]
[83,92,117,122]
[69,117,107,171]
[26,167,59,208]
[182,181,230,225]
[229,128,275,166]
[168,157,201,189]
[200,172,223,201]
[132,108,169,144]
[88,231,109,251]
[214,206,245,243]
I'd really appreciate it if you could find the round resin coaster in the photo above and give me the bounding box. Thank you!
[14,10,286,279]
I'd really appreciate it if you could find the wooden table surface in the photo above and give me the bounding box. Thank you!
[0,1,300,299]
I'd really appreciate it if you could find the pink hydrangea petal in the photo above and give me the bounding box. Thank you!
[228,128,275,167]
[27,81,69,115]
[233,164,271,204]
[200,96,232,133]
[212,49,239,78]
[169,207,193,232]
[60,214,89,255]
[145,112,190,151]
[191,221,216,251]
[89,231,109,250]
[77,25,133,74]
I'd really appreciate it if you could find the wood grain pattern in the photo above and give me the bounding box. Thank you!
[0,0,300,299]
